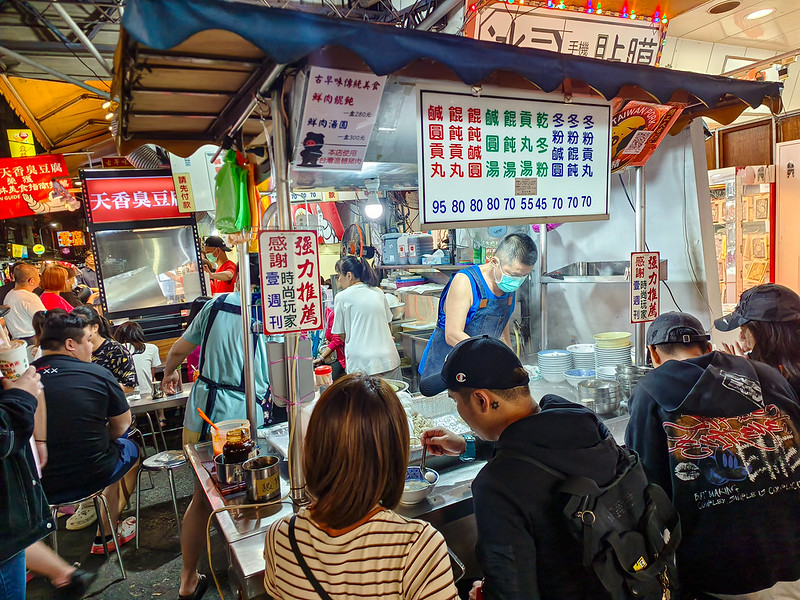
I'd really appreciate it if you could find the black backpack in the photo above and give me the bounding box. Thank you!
[500,447,681,600]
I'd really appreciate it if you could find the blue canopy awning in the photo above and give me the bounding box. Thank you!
[115,0,782,155]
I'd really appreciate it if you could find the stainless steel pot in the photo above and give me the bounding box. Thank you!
[214,454,245,485]
[243,455,281,502]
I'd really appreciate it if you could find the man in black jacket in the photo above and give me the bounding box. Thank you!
[626,312,800,598]
[421,336,622,600]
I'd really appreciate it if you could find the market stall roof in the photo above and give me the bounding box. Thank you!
[115,0,783,157]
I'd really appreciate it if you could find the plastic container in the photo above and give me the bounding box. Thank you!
[382,233,402,265]
[211,419,251,456]
[314,365,333,390]
[222,427,255,464]
[397,234,409,265]
[407,235,421,265]
[0,340,29,380]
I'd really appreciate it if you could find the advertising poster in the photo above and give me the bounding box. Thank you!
[631,251,660,323]
[0,154,74,219]
[610,101,685,172]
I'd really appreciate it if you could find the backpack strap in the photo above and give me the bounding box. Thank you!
[497,449,568,480]
[288,515,335,600]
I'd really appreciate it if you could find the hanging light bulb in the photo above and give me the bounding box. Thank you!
[363,178,384,220]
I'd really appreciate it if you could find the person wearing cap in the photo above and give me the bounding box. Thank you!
[418,233,537,381]
[420,336,621,600]
[626,311,800,598]
[203,236,237,294]
[715,283,800,397]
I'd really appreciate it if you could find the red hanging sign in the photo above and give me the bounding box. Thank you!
[84,174,182,224]
[0,155,73,220]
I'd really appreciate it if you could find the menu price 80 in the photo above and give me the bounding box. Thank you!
[429,195,592,216]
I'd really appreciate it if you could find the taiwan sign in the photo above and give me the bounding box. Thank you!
[470,6,665,67]
[82,172,182,224]
[259,230,323,334]
[611,101,685,172]
[293,66,386,171]
[631,251,660,323]
[418,88,611,229]
[0,155,74,220]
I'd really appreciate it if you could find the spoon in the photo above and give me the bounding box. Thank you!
[420,443,436,483]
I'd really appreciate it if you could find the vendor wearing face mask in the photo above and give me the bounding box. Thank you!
[203,236,237,294]
[419,233,537,380]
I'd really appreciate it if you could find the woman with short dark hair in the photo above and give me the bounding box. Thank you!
[264,374,458,600]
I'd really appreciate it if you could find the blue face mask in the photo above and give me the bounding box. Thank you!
[494,261,527,293]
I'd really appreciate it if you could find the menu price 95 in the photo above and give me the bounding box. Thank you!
[418,88,611,228]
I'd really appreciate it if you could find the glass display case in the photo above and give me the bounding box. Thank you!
[709,166,775,310]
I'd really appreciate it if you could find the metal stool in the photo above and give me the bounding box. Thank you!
[134,450,187,548]
[49,490,127,579]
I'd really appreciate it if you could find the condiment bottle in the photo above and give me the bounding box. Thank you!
[222,427,255,464]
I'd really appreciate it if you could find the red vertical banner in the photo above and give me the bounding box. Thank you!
[631,251,660,323]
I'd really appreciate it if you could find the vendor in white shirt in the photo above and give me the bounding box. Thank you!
[332,256,401,380]
[4,264,45,344]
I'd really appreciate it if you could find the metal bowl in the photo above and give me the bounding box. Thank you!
[385,379,409,393]
[214,454,245,485]
[577,379,622,414]
[389,303,406,320]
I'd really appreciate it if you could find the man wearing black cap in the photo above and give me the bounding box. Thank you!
[203,236,237,294]
[420,336,621,600]
[626,312,800,598]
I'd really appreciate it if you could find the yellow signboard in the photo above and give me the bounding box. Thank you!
[32,244,45,255]
[7,129,36,158]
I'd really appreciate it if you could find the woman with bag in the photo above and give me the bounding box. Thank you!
[263,374,458,600]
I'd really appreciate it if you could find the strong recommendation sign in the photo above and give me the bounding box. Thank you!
[418,88,611,229]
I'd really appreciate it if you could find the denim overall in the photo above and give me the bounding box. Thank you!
[419,266,514,378]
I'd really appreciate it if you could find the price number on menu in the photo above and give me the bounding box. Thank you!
[430,195,592,215]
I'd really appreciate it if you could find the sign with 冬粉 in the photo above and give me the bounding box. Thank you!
[418,87,611,229]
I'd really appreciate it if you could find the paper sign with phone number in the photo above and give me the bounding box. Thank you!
[418,89,611,229]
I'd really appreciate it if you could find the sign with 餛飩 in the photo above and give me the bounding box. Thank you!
[0,155,74,220]
[631,251,660,323]
[259,230,323,334]
[293,67,386,171]
[470,6,665,67]
[418,88,611,229]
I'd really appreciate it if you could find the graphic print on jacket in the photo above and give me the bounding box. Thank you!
[663,366,800,510]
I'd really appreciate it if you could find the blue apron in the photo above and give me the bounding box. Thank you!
[419,266,514,378]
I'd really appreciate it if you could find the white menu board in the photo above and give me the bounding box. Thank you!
[418,88,611,229]
[259,230,323,334]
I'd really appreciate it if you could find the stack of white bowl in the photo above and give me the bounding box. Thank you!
[567,344,596,370]
[538,350,573,383]
[594,332,633,372]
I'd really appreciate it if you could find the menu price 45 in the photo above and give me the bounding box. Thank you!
[418,88,611,228]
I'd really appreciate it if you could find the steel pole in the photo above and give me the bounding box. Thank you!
[272,87,307,504]
[634,166,646,366]
[237,241,259,439]
[51,2,114,77]
[538,225,548,351]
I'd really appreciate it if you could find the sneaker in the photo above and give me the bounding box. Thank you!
[90,517,136,555]
[65,502,96,531]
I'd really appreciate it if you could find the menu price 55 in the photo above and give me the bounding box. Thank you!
[430,195,593,215]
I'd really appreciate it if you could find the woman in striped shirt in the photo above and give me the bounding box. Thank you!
[263,374,458,600]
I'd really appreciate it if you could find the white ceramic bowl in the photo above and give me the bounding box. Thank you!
[564,369,596,387]
[401,466,438,505]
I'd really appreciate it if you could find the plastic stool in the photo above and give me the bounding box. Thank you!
[49,490,126,579]
[134,450,187,548]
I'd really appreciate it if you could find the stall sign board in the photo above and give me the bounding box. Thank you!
[611,102,685,172]
[258,230,323,334]
[7,129,36,158]
[0,155,72,220]
[293,66,386,171]
[83,174,182,224]
[56,230,86,247]
[169,144,219,213]
[631,251,660,323]
[418,88,611,229]
[101,156,134,169]
[471,6,665,67]
[173,173,196,213]
[10,244,28,258]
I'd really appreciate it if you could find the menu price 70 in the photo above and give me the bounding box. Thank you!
[418,89,611,228]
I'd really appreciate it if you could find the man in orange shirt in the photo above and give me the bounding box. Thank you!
[203,236,237,294]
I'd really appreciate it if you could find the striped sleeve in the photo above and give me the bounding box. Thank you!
[403,524,459,600]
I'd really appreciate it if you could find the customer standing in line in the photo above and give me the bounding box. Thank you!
[39,266,74,312]
[332,255,401,380]
[4,264,45,344]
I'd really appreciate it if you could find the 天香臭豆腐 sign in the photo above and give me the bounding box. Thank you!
[417,87,611,229]
[82,173,182,224]
[259,230,323,334]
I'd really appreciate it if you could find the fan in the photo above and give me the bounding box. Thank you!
[340,224,375,259]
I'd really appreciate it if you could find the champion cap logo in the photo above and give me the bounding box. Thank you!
[455,373,467,383]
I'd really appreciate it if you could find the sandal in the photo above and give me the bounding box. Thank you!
[178,573,208,600]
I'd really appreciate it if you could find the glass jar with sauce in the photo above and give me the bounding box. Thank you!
[222,427,255,464]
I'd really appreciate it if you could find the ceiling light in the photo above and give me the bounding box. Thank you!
[745,7,775,19]
[708,1,740,14]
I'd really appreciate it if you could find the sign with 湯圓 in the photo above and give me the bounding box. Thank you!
[0,155,74,220]
[631,251,660,323]
[293,66,386,171]
[259,230,323,334]
[418,88,611,229]
[471,6,665,67]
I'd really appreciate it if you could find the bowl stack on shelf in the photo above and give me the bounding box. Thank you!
[577,379,622,415]
[564,369,596,387]
[567,344,596,370]
[594,332,633,373]
[616,364,652,399]
[537,350,573,383]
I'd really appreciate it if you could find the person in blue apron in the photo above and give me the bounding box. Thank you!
[418,233,537,383]
[160,292,273,600]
